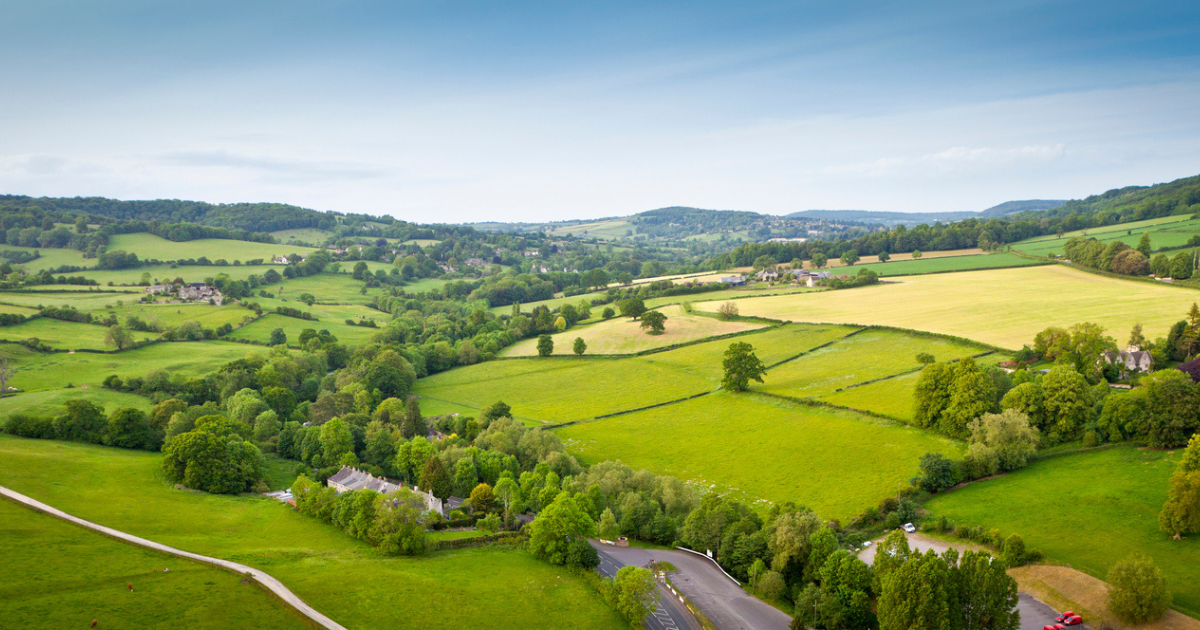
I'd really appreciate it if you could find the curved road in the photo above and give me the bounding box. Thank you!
[0,485,348,630]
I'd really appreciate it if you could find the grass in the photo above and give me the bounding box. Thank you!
[0,318,114,350]
[0,388,152,416]
[1013,215,1200,257]
[107,303,256,330]
[107,233,320,263]
[415,397,484,419]
[501,305,768,356]
[926,446,1200,619]
[271,228,334,244]
[843,253,1047,277]
[809,248,985,270]
[0,290,141,310]
[78,264,283,286]
[269,273,383,304]
[0,436,627,630]
[756,330,983,399]
[0,499,314,630]
[226,314,380,348]
[818,372,922,420]
[695,265,1200,349]
[10,341,263,391]
[0,245,91,272]
[556,392,963,521]
[428,529,484,541]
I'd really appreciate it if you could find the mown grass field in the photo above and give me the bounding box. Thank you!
[0,499,312,630]
[271,228,334,244]
[556,392,964,520]
[78,263,282,286]
[501,305,767,357]
[0,290,141,309]
[108,303,255,330]
[0,388,152,416]
[226,314,380,347]
[10,341,261,391]
[0,245,90,272]
[807,247,984,270]
[271,273,383,304]
[696,265,1200,349]
[843,252,1046,277]
[1013,215,1200,257]
[0,436,627,630]
[107,233,319,262]
[0,318,114,350]
[818,371,922,420]
[926,446,1200,618]
[757,331,984,399]
[0,303,40,316]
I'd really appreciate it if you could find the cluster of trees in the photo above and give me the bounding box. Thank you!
[1158,433,1200,537]
[2,400,164,452]
[162,415,264,494]
[290,475,428,555]
[1062,235,1155,276]
[912,357,1014,440]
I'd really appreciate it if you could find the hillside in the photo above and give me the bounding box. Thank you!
[791,199,1066,225]
[1014,173,1200,223]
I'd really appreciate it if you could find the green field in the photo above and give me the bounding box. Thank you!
[227,314,380,347]
[0,318,115,350]
[78,263,283,286]
[107,233,319,263]
[0,388,152,416]
[0,436,626,630]
[757,330,983,399]
[557,392,963,520]
[0,245,91,272]
[107,303,256,330]
[818,371,922,420]
[0,290,140,310]
[502,305,767,356]
[844,252,1046,277]
[927,446,1200,618]
[0,499,311,630]
[271,273,383,304]
[271,228,334,244]
[9,341,262,391]
[0,303,40,316]
[1013,215,1200,257]
[696,265,1200,349]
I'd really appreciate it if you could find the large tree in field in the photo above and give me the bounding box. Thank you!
[526,493,595,565]
[537,334,554,357]
[104,325,135,350]
[722,342,766,392]
[1160,434,1200,537]
[640,310,667,335]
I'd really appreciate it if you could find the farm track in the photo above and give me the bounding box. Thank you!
[0,485,344,630]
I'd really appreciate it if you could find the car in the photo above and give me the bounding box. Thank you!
[862,540,872,548]
[902,523,916,533]
[1062,615,1083,626]
[1055,611,1075,622]
[1041,625,1065,630]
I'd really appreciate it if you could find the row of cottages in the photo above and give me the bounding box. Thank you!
[145,282,224,305]
[325,466,464,516]
[1100,345,1154,375]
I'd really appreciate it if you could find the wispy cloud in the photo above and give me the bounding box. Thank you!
[158,150,389,182]
[824,144,1069,178]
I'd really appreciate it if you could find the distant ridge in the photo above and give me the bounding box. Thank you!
[789,199,1067,225]
[977,199,1067,217]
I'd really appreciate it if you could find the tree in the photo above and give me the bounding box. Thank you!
[573,337,587,356]
[640,310,667,335]
[722,342,767,392]
[54,399,108,444]
[967,410,1039,472]
[1040,366,1091,444]
[162,422,264,494]
[619,297,647,318]
[918,452,962,493]
[107,408,152,449]
[912,250,922,258]
[419,456,453,500]
[941,358,995,438]
[252,410,281,443]
[1137,232,1153,257]
[953,550,1020,630]
[811,253,828,269]
[915,353,935,365]
[401,396,426,439]
[1001,533,1027,567]
[269,327,287,346]
[453,458,478,497]
[717,302,739,320]
[370,490,427,556]
[878,251,891,262]
[526,493,596,565]
[262,386,298,418]
[493,476,521,518]
[613,566,660,626]
[597,507,620,540]
[319,418,354,464]
[470,482,496,513]
[913,363,955,429]
[1159,434,1200,537]
[1111,249,1150,276]
[878,551,952,630]
[104,325,135,350]
[1128,323,1147,349]
[602,306,615,319]
[537,334,554,357]
[1106,553,1172,624]
[839,250,860,266]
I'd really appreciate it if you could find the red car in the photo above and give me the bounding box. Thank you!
[1055,611,1075,622]
[1042,625,1065,630]
[1062,616,1083,626]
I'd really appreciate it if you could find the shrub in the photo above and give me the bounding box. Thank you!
[3,413,55,439]
[1001,534,1027,567]
[1106,553,1171,624]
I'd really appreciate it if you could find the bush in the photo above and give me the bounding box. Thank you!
[3,413,55,439]
[1106,553,1172,624]
[1002,534,1027,567]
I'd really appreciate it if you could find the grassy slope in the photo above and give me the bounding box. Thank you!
[556,391,963,520]
[227,314,380,347]
[696,265,1200,349]
[0,499,312,630]
[107,233,319,262]
[926,446,1199,618]
[0,318,113,350]
[0,388,152,416]
[0,291,139,309]
[78,263,282,286]
[0,436,626,630]
[845,252,1045,277]
[0,246,90,272]
[1013,215,1200,257]
[501,305,767,356]
[10,341,262,391]
[818,372,922,420]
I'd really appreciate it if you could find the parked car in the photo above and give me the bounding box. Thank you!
[862,540,872,548]
[1042,625,1065,630]
[902,523,916,533]
[1055,611,1075,622]
[1062,615,1082,626]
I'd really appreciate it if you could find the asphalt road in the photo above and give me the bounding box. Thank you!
[595,544,700,630]
[594,543,792,630]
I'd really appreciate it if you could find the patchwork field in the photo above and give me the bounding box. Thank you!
[9,341,261,391]
[556,392,964,520]
[0,388,152,417]
[107,233,319,262]
[842,252,1046,277]
[78,263,282,286]
[107,303,256,330]
[0,436,626,630]
[0,245,91,272]
[226,313,380,347]
[0,500,311,630]
[270,273,383,304]
[0,303,41,316]
[0,318,115,350]
[818,371,922,420]
[695,265,1200,349]
[926,446,1200,618]
[501,305,768,356]
[1013,215,1200,257]
[0,290,141,310]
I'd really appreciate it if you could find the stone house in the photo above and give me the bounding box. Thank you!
[1100,345,1154,374]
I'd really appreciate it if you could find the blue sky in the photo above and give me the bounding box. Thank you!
[1,1,1198,222]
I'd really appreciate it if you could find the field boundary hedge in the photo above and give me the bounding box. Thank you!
[764,327,866,369]
[750,390,908,425]
[828,350,997,395]
[429,531,525,551]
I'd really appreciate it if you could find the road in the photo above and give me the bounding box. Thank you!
[594,543,792,630]
[0,484,349,630]
[595,544,700,630]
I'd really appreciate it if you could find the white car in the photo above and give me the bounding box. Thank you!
[902,523,917,534]
[862,540,872,548]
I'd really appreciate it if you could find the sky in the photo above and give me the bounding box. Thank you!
[1,0,1199,223]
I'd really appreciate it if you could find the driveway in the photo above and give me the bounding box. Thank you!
[594,543,791,630]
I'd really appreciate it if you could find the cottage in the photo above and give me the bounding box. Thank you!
[178,283,223,305]
[1100,345,1154,374]
[145,284,173,295]
[464,258,488,267]
[272,255,290,264]
[326,466,405,495]
[756,269,780,282]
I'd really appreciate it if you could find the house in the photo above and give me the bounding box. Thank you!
[524,250,541,257]
[272,255,290,264]
[464,258,488,267]
[719,276,746,286]
[1100,345,1154,374]
[757,269,780,282]
[326,466,405,495]
[145,284,173,294]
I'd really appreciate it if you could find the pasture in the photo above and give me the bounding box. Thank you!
[1013,215,1200,257]
[0,500,311,630]
[79,263,282,286]
[556,392,964,520]
[9,341,261,391]
[0,388,152,416]
[0,245,90,272]
[926,446,1200,618]
[0,318,114,350]
[271,273,382,304]
[108,303,255,330]
[0,290,140,310]
[107,233,319,262]
[807,247,985,270]
[226,314,380,347]
[841,252,1046,277]
[0,436,627,630]
[0,303,40,316]
[271,227,334,244]
[501,305,768,357]
[818,371,922,420]
[695,265,1200,349]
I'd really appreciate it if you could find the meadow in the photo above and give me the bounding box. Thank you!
[0,245,90,272]
[9,341,261,391]
[0,290,141,309]
[841,252,1046,277]
[695,265,1200,349]
[0,318,114,350]
[807,247,985,270]
[78,263,282,286]
[756,330,984,399]
[0,436,627,630]
[556,392,964,521]
[0,388,152,417]
[107,233,319,262]
[226,313,380,348]
[501,304,768,357]
[271,227,334,244]
[926,446,1200,618]
[0,303,40,316]
[0,499,312,630]
[107,302,256,330]
[817,371,922,420]
[270,273,383,304]
[1013,215,1200,257]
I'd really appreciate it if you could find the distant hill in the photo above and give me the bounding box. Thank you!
[790,200,1067,225]
[977,199,1067,217]
[0,195,339,233]
[1013,174,1200,222]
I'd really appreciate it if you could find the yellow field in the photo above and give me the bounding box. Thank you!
[694,265,1200,349]
[501,304,767,356]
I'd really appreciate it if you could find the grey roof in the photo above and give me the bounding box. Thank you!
[327,466,403,495]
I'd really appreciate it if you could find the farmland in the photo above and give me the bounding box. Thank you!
[0,499,311,630]
[0,245,90,272]
[818,371,922,420]
[0,318,113,350]
[556,392,964,520]
[696,265,1200,349]
[0,290,140,309]
[840,252,1046,277]
[107,233,319,262]
[1013,215,1200,257]
[268,273,384,304]
[106,302,255,330]
[926,446,1200,618]
[9,341,261,391]
[0,388,152,416]
[0,436,627,630]
[501,304,768,356]
[271,227,334,244]
[79,263,283,286]
[226,313,380,347]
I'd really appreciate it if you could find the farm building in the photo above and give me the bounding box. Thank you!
[178,283,223,305]
[145,284,174,294]
[757,269,780,282]
[719,276,746,286]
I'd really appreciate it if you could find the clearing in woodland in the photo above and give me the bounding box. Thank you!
[926,446,1200,619]
[695,265,1200,349]
[0,436,626,630]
